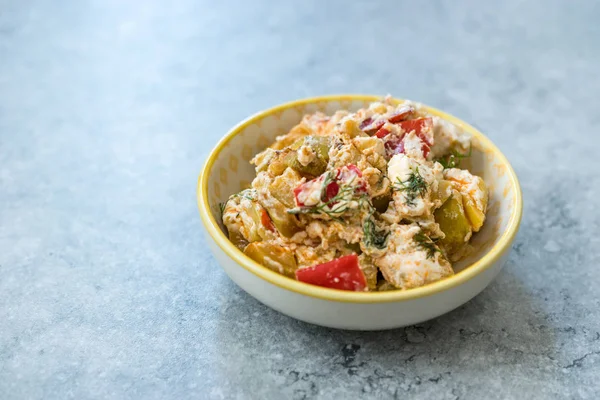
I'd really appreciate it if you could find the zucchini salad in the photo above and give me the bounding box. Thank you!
[222,97,488,291]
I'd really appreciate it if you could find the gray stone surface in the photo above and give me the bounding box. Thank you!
[1,0,599,398]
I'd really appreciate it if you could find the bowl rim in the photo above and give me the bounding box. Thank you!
[197,95,523,303]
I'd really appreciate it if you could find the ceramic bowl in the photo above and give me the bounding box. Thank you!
[197,95,522,330]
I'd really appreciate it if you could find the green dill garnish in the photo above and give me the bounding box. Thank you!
[436,145,472,169]
[392,167,428,207]
[287,172,370,220]
[363,217,389,249]
[218,202,226,218]
[413,231,440,259]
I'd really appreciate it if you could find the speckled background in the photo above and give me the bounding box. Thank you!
[1,1,599,399]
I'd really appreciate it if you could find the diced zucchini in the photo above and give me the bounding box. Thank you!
[434,190,472,256]
[269,168,302,208]
[244,242,297,278]
[283,136,330,177]
[264,202,301,238]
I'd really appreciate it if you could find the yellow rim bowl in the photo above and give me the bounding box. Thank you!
[197,95,523,304]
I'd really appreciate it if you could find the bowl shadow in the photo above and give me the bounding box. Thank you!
[206,257,558,398]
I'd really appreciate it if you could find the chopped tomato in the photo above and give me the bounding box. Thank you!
[359,117,373,130]
[375,127,390,138]
[387,106,415,123]
[337,165,366,193]
[394,117,433,158]
[324,181,339,202]
[295,254,367,291]
[361,119,385,134]
[345,164,363,177]
[261,209,276,232]
[336,164,362,180]
[293,185,306,207]
[397,118,433,141]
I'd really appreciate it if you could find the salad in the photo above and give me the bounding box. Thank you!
[221,97,488,291]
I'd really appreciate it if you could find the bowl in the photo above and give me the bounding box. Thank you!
[197,95,522,330]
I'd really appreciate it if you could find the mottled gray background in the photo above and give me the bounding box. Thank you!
[1,0,599,399]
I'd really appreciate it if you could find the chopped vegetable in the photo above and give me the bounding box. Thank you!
[283,136,331,177]
[289,165,368,219]
[295,254,367,291]
[261,209,276,232]
[360,118,385,135]
[387,106,415,123]
[434,191,472,257]
[265,205,301,238]
[397,118,433,139]
[269,168,303,208]
[244,242,297,278]
[374,127,390,139]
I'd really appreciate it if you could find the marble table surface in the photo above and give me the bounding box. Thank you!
[1,0,599,399]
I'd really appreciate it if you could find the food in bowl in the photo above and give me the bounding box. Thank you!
[221,96,488,292]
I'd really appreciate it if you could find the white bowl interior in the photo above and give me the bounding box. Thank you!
[205,98,517,275]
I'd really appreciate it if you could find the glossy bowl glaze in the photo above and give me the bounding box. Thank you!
[197,95,522,330]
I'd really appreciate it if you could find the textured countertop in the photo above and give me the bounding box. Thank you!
[1,1,599,399]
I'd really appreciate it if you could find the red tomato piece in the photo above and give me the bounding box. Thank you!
[295,254,367,291]
[345,164,363,177]
[261,209,276,232]
[293,185,305,207]
[323,181,339,202]
[362,119,385,134]
[387,106,415,123]
[336,164,367,193]
[397,117,433,138]
[336,164,359,181]
[359,117,373,130]
[375,127,390,138]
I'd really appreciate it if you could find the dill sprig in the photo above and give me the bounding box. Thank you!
[218,202,226,218]
[288,172,370,220]
[436,145,472,169]
[392,167,428,207]
[413,231,440,259]
[363,217,389,249]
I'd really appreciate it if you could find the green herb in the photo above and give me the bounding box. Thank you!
[413,231,440,259]
[218,202,226,218]
[436,145,472,169]
[363,217,389,249]
[392,167,428,207]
